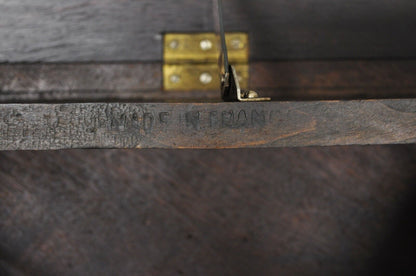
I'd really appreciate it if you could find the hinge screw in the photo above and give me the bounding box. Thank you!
[200,39,213,51]
[169,74,181,84]
[169,40,179,49]
[199,73,213,84]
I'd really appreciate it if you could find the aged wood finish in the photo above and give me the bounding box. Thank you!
[1,147,416,275]
[0,0,415,62]
[0,100,415,150]
[2,0,416,275]
[1,60,416,103]
[0,63,161,92]
[252,60,416,100]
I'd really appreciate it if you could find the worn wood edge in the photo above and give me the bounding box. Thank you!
[0,99,415,150]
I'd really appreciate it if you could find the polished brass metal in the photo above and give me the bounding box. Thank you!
[164,64,248,91]
[164,33,248,64]
[163,32,249,91]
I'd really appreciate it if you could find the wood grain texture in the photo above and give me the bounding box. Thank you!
[0,63,161,92]
[0,0,415,62]
[1,2,416,276]
[253,60,416,99]
[0,100,415,150]
[1,146,416,275]
[252,61,416,89]
[1,61,416,103]
[0,63,164,103]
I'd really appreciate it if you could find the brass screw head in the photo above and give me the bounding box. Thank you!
[200,39,213,51]
[199,73,213,84]
[169,40,179,49]
[169,74,181,84]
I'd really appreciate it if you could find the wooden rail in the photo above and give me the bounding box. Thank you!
[1,61,416,103]
[1,99,415,150]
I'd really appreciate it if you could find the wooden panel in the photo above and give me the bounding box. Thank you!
[252,61,416,90]
[0,63,161,92]
[1,146,416,275]
[254,60,416,100]
[0,100,415,150]
[1,61,416,103]
[0,0,415,62]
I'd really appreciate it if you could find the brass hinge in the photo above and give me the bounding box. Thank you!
[163,33,249,91]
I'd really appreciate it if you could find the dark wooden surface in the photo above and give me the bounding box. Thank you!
[1,60,416,103]
[2,0,416,275]
[0,100,416,150]
[1,147,416,275]
[252,60,416,100]
[0,0,415,62]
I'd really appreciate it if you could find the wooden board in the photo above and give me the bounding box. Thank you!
[0,100,415,150]
[0,0,415,62]
[1,60,416,103]
[1,146,416,275]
